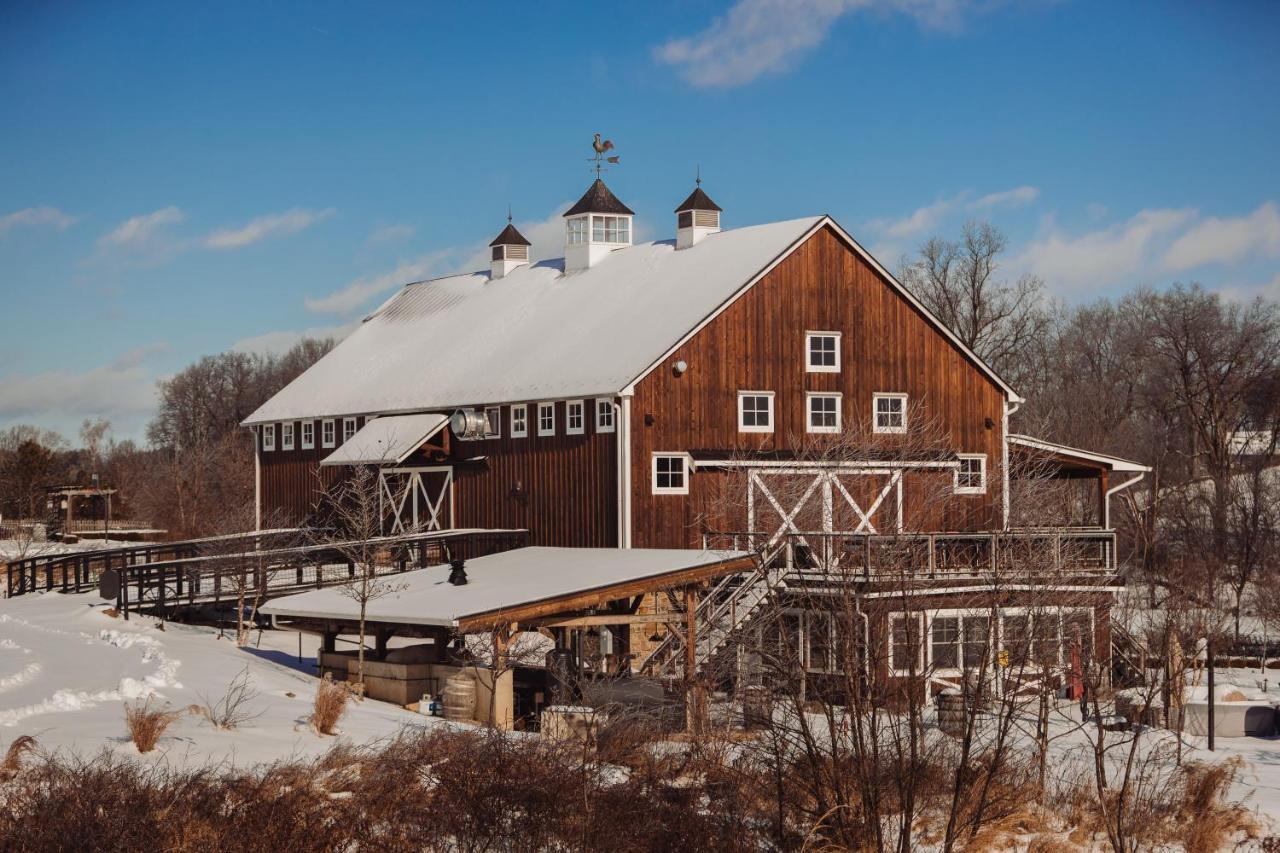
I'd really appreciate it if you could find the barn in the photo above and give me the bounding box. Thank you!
[245,171,1148,702]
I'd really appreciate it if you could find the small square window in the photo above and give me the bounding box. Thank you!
[873,394,907,434]
[806,393,841,433]
[806,332,840,373]
[738,392,774,433]
[566,400,585,435]
[262,424,275,452]
[321,419,335,448]
[301,421,315,450]
[343,417,358,443]
[484,406,501,439]
[281,422,295,451]
[955,454,987,494]
[537,402,555,436]
[652,453,689,495]
[595,399,615,433]
[511,404,528,438]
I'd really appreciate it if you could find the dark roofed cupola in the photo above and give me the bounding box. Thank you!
[675,174,722,249]
[489,212,531,280]
[564,178,634,272]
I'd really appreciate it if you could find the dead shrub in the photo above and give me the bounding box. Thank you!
[1178,757,1259,853]
[0,735,36,780]
[309,674,347,735]
[124,698,198,753]
[196,666,262,730]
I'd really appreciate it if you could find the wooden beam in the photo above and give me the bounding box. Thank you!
[536,613,688,628]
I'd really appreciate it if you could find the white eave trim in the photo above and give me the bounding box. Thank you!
[1008,433,1151,473]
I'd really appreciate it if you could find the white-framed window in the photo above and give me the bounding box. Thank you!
[262,424,275,452]
[595,399,615,433]
[651,453,689,495]
[566,400,585,435]
[806,392,841,434]
[301,421,314,450]
[567,216,588,245]
[281,422,295,451]
[806,612,836,673]
[955,454,987,494]
[737,391,774,433]
[511,404,528,438]
[592,215,630,243]
[321,419,335,449]
[806,331,840,373]
[889,613,924,675]
[343,417,358,443]
[873,393,907,434]
[537,402,555,436]
[484,406,501,439]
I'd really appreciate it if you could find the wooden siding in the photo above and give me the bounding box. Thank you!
[259,418,359,525]
[629,225,1008,549]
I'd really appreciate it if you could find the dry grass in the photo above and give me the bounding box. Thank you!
[0,735,36,780]
[1177,758,1260,853]
[124,698,199,753]
[309,674,347,735]
[196,666,261,730]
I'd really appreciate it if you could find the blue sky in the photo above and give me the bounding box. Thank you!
[2,0,1278,441]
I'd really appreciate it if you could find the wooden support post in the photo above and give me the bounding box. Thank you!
[685,585,704,734]
[375,630,390,658]
[322,632,336,653]
[1207,638,1216,752]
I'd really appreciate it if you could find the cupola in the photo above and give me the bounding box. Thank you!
[563,178,634,272]
[674,177,722,249]
[489,214,531,280]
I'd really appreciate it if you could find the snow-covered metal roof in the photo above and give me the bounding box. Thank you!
[259,546,749,629]
[1008,434,1151,473]
[244,217,823,425]
[319,413,448,466]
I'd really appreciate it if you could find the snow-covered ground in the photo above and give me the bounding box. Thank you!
[0,591,437,766]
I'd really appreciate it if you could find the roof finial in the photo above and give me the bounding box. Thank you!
[507,204,512,225]
[696,164,701,187]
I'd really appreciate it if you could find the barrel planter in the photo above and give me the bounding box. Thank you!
[442,671,477,723]
[937,690,966,737]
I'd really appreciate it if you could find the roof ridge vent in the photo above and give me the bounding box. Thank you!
[489,209,532,280]
[675,172,721,249]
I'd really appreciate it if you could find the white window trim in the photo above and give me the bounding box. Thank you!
[281,422,295,451]
[566,399,585,436]
[537,402,555,437]
[511,404,528,438]
[262,424,275,452]
[914,606,1091,677]
[301,420,315,450]
[343,417,357,443]
[737,391,775,434]
[873,393,908,434]
[954,453,987,495]
[484,406,502,439]
[805,331,841,373]
[321,419,336,449]
[805,391,842,434]
[595,398,615,433]
[651,452,690,495]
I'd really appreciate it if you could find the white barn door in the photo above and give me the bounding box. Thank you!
[379,466,453,534]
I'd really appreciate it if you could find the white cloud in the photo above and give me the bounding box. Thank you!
[1008,207,1197,293]
[867,196,958,241]
[0,344,167,430]
[457,206,572,272]
[654,0,983,88]
[0,206,76,236]
[304,251,455,316]
[969,185,1039,210]
[98,206,185,249]
[230,322,358,356]
[202,207,334,250]
[1162,202,1280,272]
[366,223,415,245]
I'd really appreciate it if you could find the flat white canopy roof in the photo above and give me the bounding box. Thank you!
[320,412,448,466]
[261,546,749,629]
[1008,434,1151,473]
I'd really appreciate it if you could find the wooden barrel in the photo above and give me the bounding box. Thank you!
[443,672,477,723]
[937,691,966,736]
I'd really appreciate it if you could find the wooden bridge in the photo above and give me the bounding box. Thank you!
[4,527,529,619]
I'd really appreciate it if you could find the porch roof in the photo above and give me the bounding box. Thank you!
[320,412,448,466]
[1008,434,1150,477]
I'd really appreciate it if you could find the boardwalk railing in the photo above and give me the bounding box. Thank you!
[5,528,529,617]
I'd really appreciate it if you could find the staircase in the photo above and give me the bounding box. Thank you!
[1111,621,1149,688]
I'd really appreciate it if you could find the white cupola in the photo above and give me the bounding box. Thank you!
[488,215,531,280]
[674,178,722,249]
[563,178,634,273]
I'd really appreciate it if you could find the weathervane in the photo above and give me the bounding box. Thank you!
[590,133,620,178]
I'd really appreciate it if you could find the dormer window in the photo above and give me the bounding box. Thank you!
[592,215,630,244]
[563,179,635,272]
[567,217,588,245]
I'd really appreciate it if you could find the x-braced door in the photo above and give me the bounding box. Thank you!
[379,467,453,534]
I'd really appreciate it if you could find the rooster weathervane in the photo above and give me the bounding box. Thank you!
[589,133,620,178]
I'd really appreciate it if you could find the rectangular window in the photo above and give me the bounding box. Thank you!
[537,402,555,436]
[484,406,501,439]
[301,421,314,450]
[738,391,774,433]
[566,400,585,435]
[890,614,923,674]
[591,215,630,243]
[343,417,357,443]
[1002,614,1031,668]
[807,612,835,673]
[567,217,588,245]
[806,332,840,373]
[511,404,528,438]
[806,392,841,434]
[595,399,615,433]
[962,616,991,670]
[262,424,275,452]
[281,422,295,451]
[1033,612,1062,667]
[873,393,907,434]
[652,453,689,495]
[321,419,335,448]
[955,454,987,494]
[931,616,960,669]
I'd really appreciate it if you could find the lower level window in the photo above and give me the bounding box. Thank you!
[955,454,987,494]
[890,614,922,673]
[652,453,689,494]
[807,393,841,433]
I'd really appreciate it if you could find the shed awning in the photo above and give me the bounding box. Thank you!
[320,412,448,466]
[1008,434,1150,476]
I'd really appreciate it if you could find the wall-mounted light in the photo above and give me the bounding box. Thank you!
[673,360,688,376]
